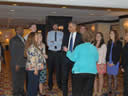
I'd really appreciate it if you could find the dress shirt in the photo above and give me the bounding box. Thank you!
[24,34,29,41]
[68,32,77,50]
[97,44,107,64]
[17,35,25,44]
[47,30,63,51]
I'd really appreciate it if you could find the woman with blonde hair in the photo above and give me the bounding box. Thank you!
[25,32,44,96]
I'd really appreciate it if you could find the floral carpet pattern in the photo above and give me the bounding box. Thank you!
[0,51,124,96]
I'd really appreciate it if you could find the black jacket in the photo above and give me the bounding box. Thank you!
[106,40,122,65]
[121,43,128,69]
[0,44,5,64]
[62,32,83,63]
[9,35,26,68]
[62,32,83,50]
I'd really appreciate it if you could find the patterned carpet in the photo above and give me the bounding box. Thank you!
[0,51,124,96]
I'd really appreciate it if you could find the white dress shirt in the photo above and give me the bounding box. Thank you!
[24,34,29,41]
[97,44,107,64]
[68,32,77,50]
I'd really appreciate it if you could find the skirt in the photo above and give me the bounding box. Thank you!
[97,64,106,74]
[39,64,47,83]
[107,62,119,76]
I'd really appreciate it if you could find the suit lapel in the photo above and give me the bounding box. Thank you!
[16,35,25,46]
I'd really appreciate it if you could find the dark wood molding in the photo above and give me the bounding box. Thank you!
[119,15,128,19]
[78,20,119,25]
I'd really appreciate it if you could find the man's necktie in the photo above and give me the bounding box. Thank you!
[69,33,73,52]
[55,32,57,49]
[55,32,57,41]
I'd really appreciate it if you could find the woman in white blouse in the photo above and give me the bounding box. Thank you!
[93,32,107,96]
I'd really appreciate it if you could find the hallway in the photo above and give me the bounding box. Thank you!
[0,51,124,96]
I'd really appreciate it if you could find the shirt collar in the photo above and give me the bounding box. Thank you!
[17,34,23,38]
[71,32,77,35]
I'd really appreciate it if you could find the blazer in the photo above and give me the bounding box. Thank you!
[26,44,44,71]
[121,43,128,70]
[0,44,5,64]
[62,32,83,63]
[106,40,122,65]
[97,44,107,65]
[9,35,26,68]
[62,32,83,50]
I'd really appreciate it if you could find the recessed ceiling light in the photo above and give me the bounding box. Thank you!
[10,9,15,12]
[107,9,111,12]
[12,4,17,6]
[90,14,95,16]
[62,6,67,8]
[51,12,56,14]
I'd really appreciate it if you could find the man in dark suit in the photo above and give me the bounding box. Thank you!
[9,26,26,96]
[0,43,5,72]
[61,22,83,96]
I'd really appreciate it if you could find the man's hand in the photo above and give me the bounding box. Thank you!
[63,46,68,52]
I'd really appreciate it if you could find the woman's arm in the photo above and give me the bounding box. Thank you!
[41,44,48,59]
[66,46,79,62]
[106,41,110,63]
[101,44,107,64]
[121,47,125,69]
[113,41,122,65]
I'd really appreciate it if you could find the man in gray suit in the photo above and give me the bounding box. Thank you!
[10,26,26,96]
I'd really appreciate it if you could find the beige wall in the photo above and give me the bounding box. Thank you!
[81,22,120,43]
[0,28,31,45]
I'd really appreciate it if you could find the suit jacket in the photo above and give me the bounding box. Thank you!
[121,43,128,70]
[0,44,5,64]
[9,35,26,68]
[106,40,122,65]
[62,32,83,63]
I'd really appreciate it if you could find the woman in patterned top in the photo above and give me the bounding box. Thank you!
[25,32,44,96]
[37,33,48,96]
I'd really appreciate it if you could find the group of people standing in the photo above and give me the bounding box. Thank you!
[9,21,128,96]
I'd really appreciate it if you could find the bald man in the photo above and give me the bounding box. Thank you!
[61,22,83,96]
[10,26,26,96]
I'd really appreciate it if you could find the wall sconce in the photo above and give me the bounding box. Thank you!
[5,38,9,43]
[0,31,2,35]
[58,26,64,30]
[91,25,95,32]
[123,21,128,31]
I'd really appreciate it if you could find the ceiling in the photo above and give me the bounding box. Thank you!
[0,4,128,25]
[1,0,128,9]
